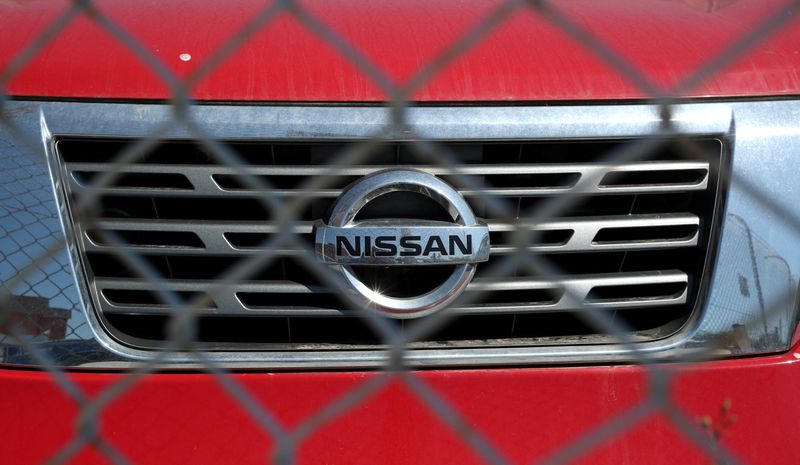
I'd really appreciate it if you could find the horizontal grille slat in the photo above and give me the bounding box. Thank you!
[68,184,708,198]
[85,212,700,256]
[94,270,688,316]
[66,160,710,197]
[56,137,722,349]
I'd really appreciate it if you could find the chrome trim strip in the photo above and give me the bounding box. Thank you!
[84,213,699,256]
[39,103,732,139]
[0,99,797,368]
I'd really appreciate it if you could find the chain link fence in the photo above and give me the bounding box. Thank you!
[1,0,800,464]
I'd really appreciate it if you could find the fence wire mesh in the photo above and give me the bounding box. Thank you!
[1,1,799,464]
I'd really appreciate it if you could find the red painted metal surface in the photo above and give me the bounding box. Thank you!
[1,345,799,465]
[3,1,799,464]
[2,0,800,102]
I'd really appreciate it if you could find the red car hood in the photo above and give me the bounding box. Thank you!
[2,0,800,102]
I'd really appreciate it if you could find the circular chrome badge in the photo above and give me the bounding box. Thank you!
[313,169,490,318]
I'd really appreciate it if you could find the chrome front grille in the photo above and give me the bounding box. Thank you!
[56,137,722,349]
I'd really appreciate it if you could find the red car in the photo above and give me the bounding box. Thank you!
[1,1,800,464]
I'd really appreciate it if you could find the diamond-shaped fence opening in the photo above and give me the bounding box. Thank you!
[1,1,799,465]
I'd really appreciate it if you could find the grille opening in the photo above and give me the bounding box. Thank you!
[102,289,214,308]
[592,224,698,243]
[489,230,573,247]
[517,192,701,217]
[85,249,699,293]
[89,192,702,223]
[351,265,456,298]
[491,307,688,340]
[286,316,385,344]
[630,193,697,214]
[102,305,688,346]
[505,252,625,275]
[600,169,707,187]
[237,292,349,311]
[472,289,563,305]
[213,174,362,190]
[58,138,720,167]
[94,196,334,222]
[224,232,314,249]
[475,247,702,277]
[93,196,267,220]
[270,144,314,165]
[617,249,704,273]
[481,139,716,165]
[104,314,386,345]
[87,230,204,248]
[86,253,327,284]
[59,139,214,165]
[441,173,581,189]
[89,253,224,280]
[305,143,483,166]
[73,171,194,190]
[585,282,687,302]
[60,136,722,351]
[354,191,454,223]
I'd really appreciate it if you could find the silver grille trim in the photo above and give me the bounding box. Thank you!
[61,133,718,346]
[66,160,710,198]
[32,101,737,366]
[83,212,699,256]
[93,270,689,316]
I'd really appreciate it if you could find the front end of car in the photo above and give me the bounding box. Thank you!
[2,1,800,464]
